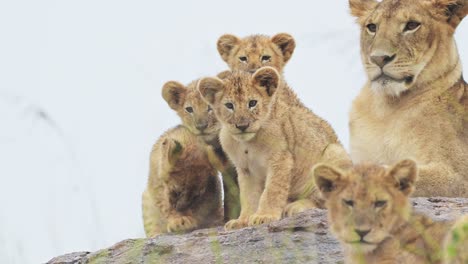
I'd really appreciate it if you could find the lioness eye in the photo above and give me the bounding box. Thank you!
[404,21,421,32]
[225,103,234,110]
[239,56,248,62]
[366,23,377,33]
[261,55,271,62]
[207,106,212,112]
[249,100,257,108]
[185,107,193,113]
[375,200,387,208]
[343,199,354,207]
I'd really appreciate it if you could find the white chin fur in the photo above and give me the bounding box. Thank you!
[346,243,377,254]
[371,80,407,97]
[232,133,256,142]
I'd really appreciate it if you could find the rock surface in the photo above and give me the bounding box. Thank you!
[47,197,468,264]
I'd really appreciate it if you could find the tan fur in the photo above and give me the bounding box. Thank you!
[349,0,468,196]
[198,67,352,230]
[217,33,295,74]
[162,78,240,221]
[142,126,222,237]
[314,160,468,264]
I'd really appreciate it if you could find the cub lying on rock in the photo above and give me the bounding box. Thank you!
[198,67,351,230]
[313,159,468,264]
[142,126,222,236]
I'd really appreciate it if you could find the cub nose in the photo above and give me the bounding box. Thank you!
[355,229,371,239]
[370,54,396,68]
[235,123,250,132]
[196,123,208,132]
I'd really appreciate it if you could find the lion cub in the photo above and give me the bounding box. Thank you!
[162,78,240,221]
[217,33,295,74]
[198,67,351,230]
[313,160,468,264]
[142,126,222,236]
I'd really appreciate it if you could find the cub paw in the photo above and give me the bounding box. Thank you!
[248,213,281,226]
[224,218,248,230]
[282,200,316,218]
[167,216,197,233]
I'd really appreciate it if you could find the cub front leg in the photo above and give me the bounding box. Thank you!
[249,152,293,226]
[225,167,262,230]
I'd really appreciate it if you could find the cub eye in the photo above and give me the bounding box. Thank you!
[185,107,193,113]
[261,55,271,62]
[225,103,234,110]
[239,56,248,62]
[374,200,387,208]
[207,106,212,112]
[343,199,354,207]
[404,21,421,32]
[248,100,257,108]
[366,23,377,33]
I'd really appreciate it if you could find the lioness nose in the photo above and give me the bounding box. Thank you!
[196,123,208,132]
[370,54,396,68]
[236,123,250,132]
[355,229,371,239]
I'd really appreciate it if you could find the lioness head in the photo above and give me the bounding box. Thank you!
[217,33,295,73]
[159,137,212,212]
[198,67,280,142]
[162,80,220,142]
[350,0,467,96]
[313,159,418,253]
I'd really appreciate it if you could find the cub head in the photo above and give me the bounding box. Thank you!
[217,33,296,73]
[350,0,467,96]
[159,137,213,212]
[198,67,280,142]
[162,80,220,142]
[313,159,418,253]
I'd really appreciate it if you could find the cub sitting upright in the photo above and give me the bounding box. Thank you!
[142,126,222,237]
[198,67,351,230]
[313,159,468,264]
[162,78,240,221]
[217,33,295,74]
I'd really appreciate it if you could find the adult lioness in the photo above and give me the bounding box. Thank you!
[313,160,468,263]
[349,0,468,196]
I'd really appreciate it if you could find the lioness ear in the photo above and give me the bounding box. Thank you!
[217,34,241,63]
[349,0,378,21]
[430,0,468,28]
[252,67,280,97]
[166,139,183,166]
[271,33,296,64]
[313,164,345,199]
[198,77,225,105]
[388,159,418,196]
[162,81,187,110]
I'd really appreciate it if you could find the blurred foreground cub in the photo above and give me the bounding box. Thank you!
[198,67,351,230]
[142,126,222,236]
[313,160,468,264]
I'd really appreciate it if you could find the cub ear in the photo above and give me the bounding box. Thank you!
[252,67,280,97]
[430,0,468,28]
[198,77,225,105]
[163,139,183,166]
[216,70,231,80]
[271,33,296,64]
[313,164,345,199]
[387,159,418,196]
[349,0,378,21]
[162,81,187,110]
[217,34,241,63]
